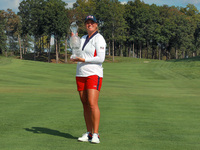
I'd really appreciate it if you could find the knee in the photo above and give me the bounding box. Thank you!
[81,100,89,107]
[88,103,98,110]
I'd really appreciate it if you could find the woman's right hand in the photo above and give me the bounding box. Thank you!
[71,32,78,36]
[70,57,85,62]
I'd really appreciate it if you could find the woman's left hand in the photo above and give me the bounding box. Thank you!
[71,57,85,62]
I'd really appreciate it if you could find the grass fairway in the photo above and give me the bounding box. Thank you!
[0,56,200,150]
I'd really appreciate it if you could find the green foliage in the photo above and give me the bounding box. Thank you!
[4,9,21,53]
[0,10,7,54]
[123,1,200,59]
[45,0,69,37]
[125,0,144,40]
[0,9,21,55]
[180,4,199,16]
[1,0,200,60]
[18,0,32,36]
[17,0,70,62]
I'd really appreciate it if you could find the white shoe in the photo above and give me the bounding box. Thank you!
[78,132,92,142]
[91,133,100,144]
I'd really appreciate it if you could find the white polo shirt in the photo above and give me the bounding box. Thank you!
[76,31,106,77]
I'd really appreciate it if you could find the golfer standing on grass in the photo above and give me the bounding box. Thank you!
[71,15,106,144]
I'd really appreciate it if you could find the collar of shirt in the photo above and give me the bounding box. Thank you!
[82,31,98,51]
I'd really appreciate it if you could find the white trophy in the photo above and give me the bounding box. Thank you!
[70,22,82,59]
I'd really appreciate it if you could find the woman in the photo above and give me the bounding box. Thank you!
[71,15,106,144]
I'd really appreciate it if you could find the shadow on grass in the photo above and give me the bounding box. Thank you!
[24,127,77,139]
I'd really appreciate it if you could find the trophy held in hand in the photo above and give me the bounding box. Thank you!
[70,22,82,59]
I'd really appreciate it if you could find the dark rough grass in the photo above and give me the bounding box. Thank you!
[0,56,200,150]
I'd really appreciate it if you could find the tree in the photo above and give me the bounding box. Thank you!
[156,5,175,59]
[5,9,22,58]
[125,0,149,59]
[72,0,97,37]
[181,4,200,57]
[2,0,199,61]
[18,0,70,63]
[18,0,33,56]
[125,1,137,57]
[113,2,127,57]
[165,7,195,59]
[28,0,47,60]
[96,0,126,61]
[0,10,7,55]
[45,0,69,63]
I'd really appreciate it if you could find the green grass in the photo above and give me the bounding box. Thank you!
[0,56,200,150]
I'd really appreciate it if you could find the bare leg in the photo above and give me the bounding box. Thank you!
[79,90,92,133]
[87,89,100,133]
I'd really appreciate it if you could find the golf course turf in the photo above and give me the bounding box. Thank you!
[0,56,200,150]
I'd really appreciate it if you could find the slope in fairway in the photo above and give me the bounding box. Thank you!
[0,56,200,150]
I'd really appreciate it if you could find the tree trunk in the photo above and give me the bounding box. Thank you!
[58,41,60,59]
[34,37,36,61]
[65,36,68,63]
[182,51,185,59]
[135,50,138,58]
[146,41,149,59]
[112,30,114,62]
[129,47,131,57]
[120,49,123,57]
[18,34,22,59]
[43,36,45,53]
[40,37,41,54]
[56,37,59,63]
[132,42,135,58]
[119,44,123,57]
[58,41,60,57]
[159,46,161,60]
[175,47,178,59]
[48,36,51,63]
[23,38,25,55]
[112,39,114,62]
[108,41,111,56]
[139,42,142,59]
[193,52,196,57]
[126,46,128,57]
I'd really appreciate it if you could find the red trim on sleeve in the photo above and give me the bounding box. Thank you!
[94,49,97,57]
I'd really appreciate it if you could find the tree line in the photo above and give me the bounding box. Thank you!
[0,0,200,63]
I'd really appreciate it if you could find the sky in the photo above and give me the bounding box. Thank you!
[0,0,200,13]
